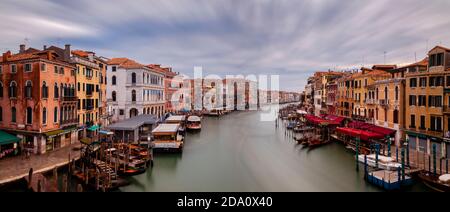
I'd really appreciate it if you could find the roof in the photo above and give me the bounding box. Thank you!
[152,124,180,133]
[336,127,385,141]
[165,115,186,122]
[71,50,90,57]
[401,58,428,68]
[0,131,21,145]
[107,115,159,131]
[187,116,201,122]
[429,45,450,52]
[107,57,146,69]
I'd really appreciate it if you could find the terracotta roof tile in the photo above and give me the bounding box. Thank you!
[72,50,90,58]
[108,58,145,69]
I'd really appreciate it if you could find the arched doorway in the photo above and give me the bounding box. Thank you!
[130,108,138,118]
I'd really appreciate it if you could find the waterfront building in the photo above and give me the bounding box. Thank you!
[336,73,353,117]
[406,46,450,158]
[107,58,165,122]
[372,67,407,146]
[0,44,78,154]
[326,81,338,115]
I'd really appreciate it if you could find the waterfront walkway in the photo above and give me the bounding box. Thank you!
[0,143,81,185]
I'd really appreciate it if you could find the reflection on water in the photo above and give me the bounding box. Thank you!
[120,105,430,192]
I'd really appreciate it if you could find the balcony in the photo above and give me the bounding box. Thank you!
[62,96,77,102]
[379,99,389,107]
[85,105,94,111]
[60,119,78,127]
[365,99,376,105]
[444,105,450,114]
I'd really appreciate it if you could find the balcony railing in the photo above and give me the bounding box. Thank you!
[364,99,376,105]
[379,99,389,106]
[60,119,78,127]
[62,96,77,102]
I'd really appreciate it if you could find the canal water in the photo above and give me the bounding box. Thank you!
[121,104,430,192]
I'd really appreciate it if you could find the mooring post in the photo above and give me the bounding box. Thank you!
[28,168,33,190]
[397,167,401,183]
[387,136,391,157]
[447,159,449,174]
[364,154,368,179]
[401,148,405,182]
[375,144,380,169]
[396,147,399,162]
[356,137,360,172]
[405,137,410,167]
[433,144,437,176]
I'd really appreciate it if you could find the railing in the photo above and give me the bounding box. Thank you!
[379,99,389,106]
[60,119,78,127]
[365,99,376,105]
[85,105,94,111]
[62,96,77,101]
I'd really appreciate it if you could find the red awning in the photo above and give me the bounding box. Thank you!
[336,127,385,141]
[347,121,395,137]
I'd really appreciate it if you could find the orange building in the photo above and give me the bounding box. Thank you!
[0,44,78,155]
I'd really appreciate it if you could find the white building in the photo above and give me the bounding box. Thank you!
[107,58,165,122]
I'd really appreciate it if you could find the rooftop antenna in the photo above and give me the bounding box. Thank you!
[414,52,417,63]
[384,51,387,65]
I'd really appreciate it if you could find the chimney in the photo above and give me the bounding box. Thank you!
[2,51,11,62]
[43,45,47,50]
[88,52,94,62]
[19,44,25,53]
[64,44,71,62]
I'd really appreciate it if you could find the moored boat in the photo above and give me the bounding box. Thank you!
[152,123,184,152]
[417,171,450,192]
[357,154,402,171]
[186,116,202,131]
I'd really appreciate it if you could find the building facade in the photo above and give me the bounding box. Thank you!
[107,58,165,122]
[0,44,78,154]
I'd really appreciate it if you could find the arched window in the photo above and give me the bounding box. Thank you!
[112,91,117,102]
[376,88,379,100]
[42,107,47,124]
[112,76,116,85]
[0,82,3,98]
[54,107,58,123]
[132,90,136,102]
[54,83,59,98]
[9,81,17,98]
[25,80,32,98]
[395,86,399,101]
[26,107,32,124]
[42,81,48,98]
[131,72,136,84]
[11,107,16,122]
[0,107,2,122]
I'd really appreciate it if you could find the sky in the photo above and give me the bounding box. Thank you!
[1,0,450,91]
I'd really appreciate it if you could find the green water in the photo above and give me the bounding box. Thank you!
[120,105,430,192]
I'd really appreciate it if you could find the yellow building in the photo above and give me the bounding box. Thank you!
[71,50,103,138]
[406,46,449,159]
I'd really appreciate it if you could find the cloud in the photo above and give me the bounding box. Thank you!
[1,0,450,91]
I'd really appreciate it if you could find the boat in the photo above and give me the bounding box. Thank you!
[152,123,184,152]
[417,171,450,192]
[308,139,332,148]
[186,116,202,131]
[165,115,186,132]
[357,154,402,171]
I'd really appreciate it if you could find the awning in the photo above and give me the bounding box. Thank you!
[348,121,396,137]
[88,125,100,131]
[0,131,21,145]
[336,127,385,141]
[44,130,66,138]
[80,138,93,145]
[99,130,114,135]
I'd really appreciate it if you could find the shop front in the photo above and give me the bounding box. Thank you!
[0,131,21,159]
[44,128,77,153]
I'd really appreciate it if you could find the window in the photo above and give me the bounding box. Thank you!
[25,80,32,98]
[132,73,136,84]
[418,95,426,106]
[42,107,47,125]
[11,107,16,123]
[112,91,117,102]
[112,76,116,85]
[60,67,64,75]
[410,115,416,128]
[54,83,59,98]
[395,86,399,101]
[430,53,445,67]
[112,66,117,72]
[409,95,417,106]
[54,107,58,123]
[132,90,136,102]
[41,81,48,98]
[9,81,17,98]
[420,116,426,130]
[54,66,58,74]
[419,77,427,87]
[26,107,32,124]
[393,110,399,124]
[430,116,442,132]
[11,64,17,73]
[119,109,124,115]
[0,65,2,74]
[24,63,32,72]
[409,78,417,88]
[77,82,80,92]
[429,76,444,87]
[41,63,46,72]
[0,107,2,122]
[429,96,443,107]
[0,82,3,98]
